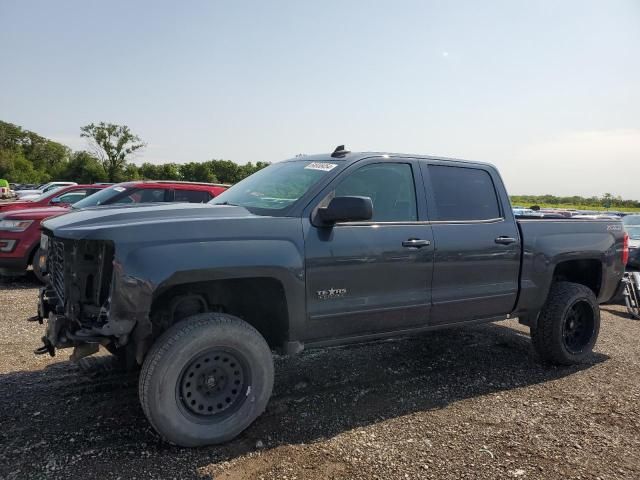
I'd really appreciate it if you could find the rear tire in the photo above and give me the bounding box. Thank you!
[531,282,600,365]
[139,312,274,447]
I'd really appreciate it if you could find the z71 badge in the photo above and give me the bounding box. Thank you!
[316,288,347,300]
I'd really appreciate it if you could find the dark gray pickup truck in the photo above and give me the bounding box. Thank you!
[36,148,627,446]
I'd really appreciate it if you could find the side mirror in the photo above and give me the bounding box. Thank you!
[317,196,373,225]
[50,197,61,204]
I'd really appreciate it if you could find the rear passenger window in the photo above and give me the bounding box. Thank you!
[174,189,211,203]
[428,165,500,221]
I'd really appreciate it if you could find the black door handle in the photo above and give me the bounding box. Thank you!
[402,238,431,248]
[495,236,517,245]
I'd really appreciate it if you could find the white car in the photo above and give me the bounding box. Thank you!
[513,207,544,217]
[15,182,77,199]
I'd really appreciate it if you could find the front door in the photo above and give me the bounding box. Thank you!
[303,159,434,341]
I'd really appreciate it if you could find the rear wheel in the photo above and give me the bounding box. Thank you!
[139,313,274,447]
[531,282,600,365]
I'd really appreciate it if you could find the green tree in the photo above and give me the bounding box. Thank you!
[180,162,217,183]
[0,148,43,183]
[139,162,163,179]
[80,122,145,182]
[159,163,181,180]
[59,151,108,183]
[123,163,141,181]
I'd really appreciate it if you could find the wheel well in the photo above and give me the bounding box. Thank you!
[27,243,40,266]
[553,259,602,297]
[150,277,289,349]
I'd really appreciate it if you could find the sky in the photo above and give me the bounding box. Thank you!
[1,0,639,199]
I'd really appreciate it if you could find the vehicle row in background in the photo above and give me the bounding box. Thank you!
[624,214,640,269]
[15,182,78,200]
[513,206,634,220]
[0,180,228,281]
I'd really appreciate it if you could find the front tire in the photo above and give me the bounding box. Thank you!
[531,282,600,365]
[31,248,47,284]
[139,313,274,447]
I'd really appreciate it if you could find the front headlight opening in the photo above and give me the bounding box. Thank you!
[0,219,34,232]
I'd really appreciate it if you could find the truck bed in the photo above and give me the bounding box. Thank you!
[515,218,625,319]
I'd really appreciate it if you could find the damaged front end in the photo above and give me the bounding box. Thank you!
[35,231,123,361]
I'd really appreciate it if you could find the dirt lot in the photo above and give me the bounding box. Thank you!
[1,277,639,480]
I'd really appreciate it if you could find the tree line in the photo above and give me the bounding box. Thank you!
[510,194,640,210]
[0,120,268,185]
[3,119,639,209]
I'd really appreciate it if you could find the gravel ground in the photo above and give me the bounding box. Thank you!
[1,276,639,480]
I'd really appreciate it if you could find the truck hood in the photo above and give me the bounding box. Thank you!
[42,202,266,241]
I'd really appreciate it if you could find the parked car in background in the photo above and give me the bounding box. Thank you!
[68,180,229,209]
[513,207,544,217]
[624,215,640,269]
[15,182,77,200]
[0,184,107,213]
[0,179,10,199]
[13,183,39,191]
[0,180,228,282]
[540,209,572,218]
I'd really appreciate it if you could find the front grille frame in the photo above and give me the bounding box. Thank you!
[43,232,115,323]
[48,236,66,303]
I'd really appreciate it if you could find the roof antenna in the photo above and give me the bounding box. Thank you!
[331,145,350,158]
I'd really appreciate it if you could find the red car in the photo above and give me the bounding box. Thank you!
[0,181,228,281]
[0,184,109,213]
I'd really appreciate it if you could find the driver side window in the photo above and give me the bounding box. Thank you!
[335,163,417,222]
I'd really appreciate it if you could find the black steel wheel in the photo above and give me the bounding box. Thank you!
[139,313,274,447]
[178,349,248,418]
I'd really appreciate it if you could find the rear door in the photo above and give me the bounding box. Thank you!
[421,161,521,324]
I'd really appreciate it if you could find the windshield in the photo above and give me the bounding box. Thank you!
[31,187,65,202]
[624,216,640,239]
[210,160,339,211]
[71,184,131,209]
[623,215,640,226]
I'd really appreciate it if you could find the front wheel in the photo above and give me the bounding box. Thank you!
[31,248,47,284]
[139,313,274,447]
[531,282,600,365]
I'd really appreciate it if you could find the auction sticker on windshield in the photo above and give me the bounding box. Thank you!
[305,162,338,172]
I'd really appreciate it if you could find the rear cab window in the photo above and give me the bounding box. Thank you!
[426,164,502,221]
[173,189,212,203]
[111,188,168,204]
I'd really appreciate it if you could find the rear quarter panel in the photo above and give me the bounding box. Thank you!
[515,219,625,318]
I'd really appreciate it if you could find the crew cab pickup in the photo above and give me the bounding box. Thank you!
[35,149,627,447]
